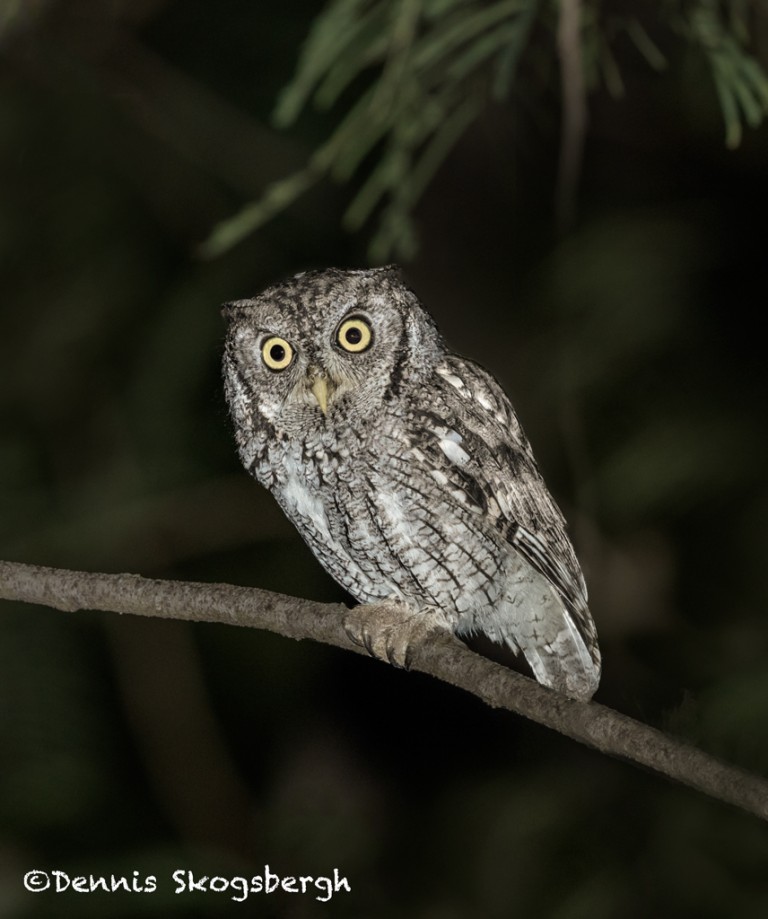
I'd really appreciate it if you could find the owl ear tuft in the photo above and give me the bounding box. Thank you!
[221,300,251,322]
[373,264,404,283]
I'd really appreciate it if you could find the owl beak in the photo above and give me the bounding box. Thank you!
[310,375,330,415]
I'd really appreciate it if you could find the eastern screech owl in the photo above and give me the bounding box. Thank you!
[222,266,600,700]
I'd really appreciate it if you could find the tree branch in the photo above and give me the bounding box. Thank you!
[1,559,767,822]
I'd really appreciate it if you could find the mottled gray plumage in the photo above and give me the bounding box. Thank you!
[222,266,600,699]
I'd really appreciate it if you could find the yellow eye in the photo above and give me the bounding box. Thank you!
[261,336,294,371]
[337,316,373,353]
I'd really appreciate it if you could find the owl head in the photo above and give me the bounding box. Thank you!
[222,266,442,438]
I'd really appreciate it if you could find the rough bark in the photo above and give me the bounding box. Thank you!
[1,559,767,822]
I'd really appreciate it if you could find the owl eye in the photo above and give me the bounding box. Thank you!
[337,316,373,353]
[261,336,294,371]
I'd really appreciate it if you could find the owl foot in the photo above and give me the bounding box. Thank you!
[343,600,449,670]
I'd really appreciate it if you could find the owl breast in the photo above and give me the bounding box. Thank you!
[259,392,509,634]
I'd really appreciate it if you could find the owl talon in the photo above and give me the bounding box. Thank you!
[343,602,448,670]
[362,632,377,658]
[386,643,402,669]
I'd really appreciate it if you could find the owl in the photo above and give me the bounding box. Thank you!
[222,266,600,700]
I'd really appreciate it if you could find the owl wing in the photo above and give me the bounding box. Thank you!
[413,354,599,672]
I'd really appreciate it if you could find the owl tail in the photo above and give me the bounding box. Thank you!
[497,568,601,701]
[514,609,601,701]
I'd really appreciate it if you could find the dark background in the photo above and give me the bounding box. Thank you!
[1,2,768,916]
